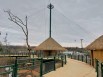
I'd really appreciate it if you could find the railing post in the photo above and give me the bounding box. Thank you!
[12,65,14,77]
[33,53,34,58]
[14,57,18,77]
[101,63,103,77]
[82,55,83,62]
[61,56,63,67]
[32,58,35,68]
[95,59,98,77]
[65,55,67,64]
[71,54,72,59]
[40,57,43,77]
[54,56,56,71]
[86,55,87,63]
[78,55,79,60]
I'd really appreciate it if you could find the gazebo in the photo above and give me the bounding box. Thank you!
[86,35,103,66]
[34,37,66,57]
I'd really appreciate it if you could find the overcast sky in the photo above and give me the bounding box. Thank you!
[0,0,103,47]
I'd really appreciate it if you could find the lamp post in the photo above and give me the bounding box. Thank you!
[47,3,54,38]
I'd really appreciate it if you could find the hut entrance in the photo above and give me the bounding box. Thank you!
[48,51,51,56]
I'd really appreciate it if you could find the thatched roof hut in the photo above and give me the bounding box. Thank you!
[86,35,103,50]
[34,37,66,57]
[35,37,66,51]
[86,35,103,66]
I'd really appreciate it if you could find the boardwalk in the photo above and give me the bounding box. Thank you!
[44,58,96,77]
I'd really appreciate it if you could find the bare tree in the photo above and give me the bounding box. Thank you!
[5,10,31,56]
[4,33,8,52]
[0,31,3,52]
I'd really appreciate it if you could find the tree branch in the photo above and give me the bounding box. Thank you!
[5,10,31,56]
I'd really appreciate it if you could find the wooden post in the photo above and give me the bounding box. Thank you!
[91,50,94,66]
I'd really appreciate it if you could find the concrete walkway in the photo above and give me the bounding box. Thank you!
[44,58,96,77]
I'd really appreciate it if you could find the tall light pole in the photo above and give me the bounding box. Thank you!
[80,39,83,48]
[47,3,54,38]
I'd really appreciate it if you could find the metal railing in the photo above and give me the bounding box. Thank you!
[16,58,40,77]
[0,64,15,77]
[0,52,35,57]
[67,54,91,65]
[40,55,67,76]
[0,54,67,77]
[95,59,103,77]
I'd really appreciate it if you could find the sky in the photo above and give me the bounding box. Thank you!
[0,0,103,47]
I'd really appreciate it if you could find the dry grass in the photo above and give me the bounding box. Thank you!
[0,57,15,65]
[18,69,40,77]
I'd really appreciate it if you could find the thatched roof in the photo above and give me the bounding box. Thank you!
[34,37,66,51]
[86,35,103,50]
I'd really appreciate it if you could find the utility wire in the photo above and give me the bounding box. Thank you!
[54,7,96,38]
[53,0,96,38]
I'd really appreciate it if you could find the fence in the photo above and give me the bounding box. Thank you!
[67,54,91,65]
[42,59,55,74]
[40,55,67,76]
[0,55,67,77]
[95,59,103,77]
[0,64,15,77]
[0,52,35,57]
[16,58,40,77]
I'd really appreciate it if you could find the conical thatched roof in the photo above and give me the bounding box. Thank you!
[34,37,66,51]
[86,35,103,50]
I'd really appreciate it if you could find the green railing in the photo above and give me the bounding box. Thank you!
[42,59,55,74]
[0,52,35,57]
[16,58,40,77]
[95,59,103,77]
[0,64,15,77]
[0,54,67,77]
[67,54,91,65]
[40,55,67,77]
